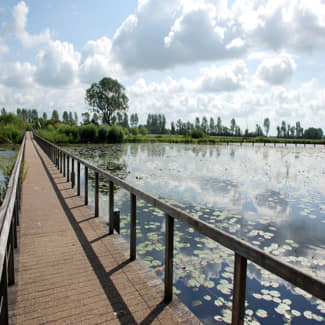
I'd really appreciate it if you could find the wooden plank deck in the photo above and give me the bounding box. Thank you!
[9,133,199,324]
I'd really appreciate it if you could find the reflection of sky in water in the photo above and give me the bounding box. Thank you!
[65,143,325,325]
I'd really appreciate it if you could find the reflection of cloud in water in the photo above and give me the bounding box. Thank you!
[255,190,290,215]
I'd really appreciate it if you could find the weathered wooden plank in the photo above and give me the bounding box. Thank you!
[232,253,247,325]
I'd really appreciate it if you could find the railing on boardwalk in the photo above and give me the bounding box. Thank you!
[33,133,325,325]
[0,135,25,324]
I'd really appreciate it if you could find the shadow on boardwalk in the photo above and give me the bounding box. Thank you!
[31,140,174,325]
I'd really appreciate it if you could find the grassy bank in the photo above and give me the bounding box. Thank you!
[126,134,325,145]
[34,123,325,145]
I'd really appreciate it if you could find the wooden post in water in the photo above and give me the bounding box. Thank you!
[84,166,88,205]
[77,161,80,196]
[130,193,136,260]
[109,181,114,234]
[231,253,247,325]
[95,172,99,217]
[164,214,174,303]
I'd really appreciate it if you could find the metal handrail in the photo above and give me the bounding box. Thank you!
[0,135,25,324]
[33,133,325,325]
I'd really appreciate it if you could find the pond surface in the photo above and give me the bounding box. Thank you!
[64,143,325,324]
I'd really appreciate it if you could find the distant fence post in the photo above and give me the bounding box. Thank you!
[63,153,66,177]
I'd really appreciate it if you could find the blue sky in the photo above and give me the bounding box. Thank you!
[0,0,324,133]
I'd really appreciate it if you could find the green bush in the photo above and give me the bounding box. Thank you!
[191,129,204,138]
[79,124,97,143]
[107,126,124,143]
[139,126,148,136]
[97,126,109,142]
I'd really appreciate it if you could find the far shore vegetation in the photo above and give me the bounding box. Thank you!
[0,77,324,145]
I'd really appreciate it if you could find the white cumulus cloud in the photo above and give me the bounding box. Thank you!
[2,1,50,48]
[79,37,122,84]
[34,40,80,87]
[197,61,248,92]
[2,62,35,88]
[256,54,296,85]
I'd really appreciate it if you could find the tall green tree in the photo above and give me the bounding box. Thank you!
[85,77,128,125]
[263,118,270,137]
[62,111,69,123]
[42,112,48,121]
[51,109,59,121]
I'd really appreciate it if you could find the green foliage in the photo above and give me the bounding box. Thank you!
[85,77,129,125]
[0,155,16,203]
[303,127,323,139]
[0,113,25,144]
[139,126,148,136]
[191,129,205,139]
[107,125,124,143]
[79,124,97,143]
[130,126,139,136]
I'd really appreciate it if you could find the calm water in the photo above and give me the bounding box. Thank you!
[64,143,325,324]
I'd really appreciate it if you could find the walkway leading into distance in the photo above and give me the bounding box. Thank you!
[9,133,199,325]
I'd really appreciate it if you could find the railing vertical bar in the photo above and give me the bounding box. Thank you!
[164,214,174,303]
[13,204,18,249]
[0,255,9,324]
[231,253,247,325]
[84,166,88,205]
[60,151,62,173]
[95,172,99,217]
[130,193,136,260]
[63,153,66,177]
[109,181,114,234]
[77,161,80,196]
[71,158,75,188]
[67,156,70,182]
[8,226,15,286]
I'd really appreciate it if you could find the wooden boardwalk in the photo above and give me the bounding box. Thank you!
[9,133,198,324]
